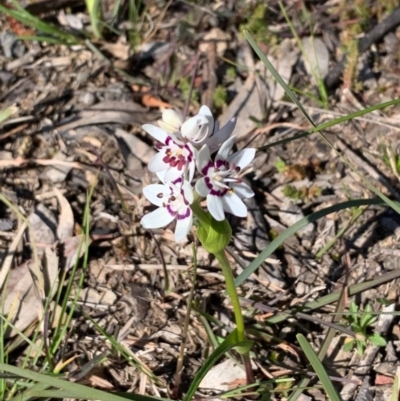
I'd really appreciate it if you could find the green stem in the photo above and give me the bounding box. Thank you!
[191,195,253,382]
[214,250,253,384]
[214,250,245,342]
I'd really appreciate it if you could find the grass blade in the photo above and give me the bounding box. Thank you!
[243,29,315,127]
[234,198,386,288]
[0,105,18,125]
[0,363,169,401]
[245,30,400,216]
[391,374,399,401]
[259,98,400,151]
[85,0,102,39]
[296,334,341,401]
[265,268,400,325]
[0,3,81,44]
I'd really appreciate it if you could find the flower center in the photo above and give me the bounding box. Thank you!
[160,186,191,219]
[211,163,242,187]
[162,140,194,172]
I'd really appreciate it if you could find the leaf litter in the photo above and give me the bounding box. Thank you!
[0,1,400,400]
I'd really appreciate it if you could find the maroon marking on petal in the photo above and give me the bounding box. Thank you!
[201,161,213,176]
[165,136,173,145]
[173,177,183,185]
[169,158,178,167]
[205,177,213,190]
[215,159,227,169]
[210,188,228,197]
[177,207,191,220]
[177,157,186,171]
[184,144,194,162]
[166,205,175,216]
[163,155,171,163]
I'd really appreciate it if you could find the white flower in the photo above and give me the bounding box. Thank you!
[156,106,236,149]
[142,124,197,183]
[195,137,255,221]
[181,105,214,144]
[141,179,194,242]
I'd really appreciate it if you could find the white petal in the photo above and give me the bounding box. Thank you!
[158,121,174,133]
[156,170,167,183]
[188,160,195,183]
[148,151,168,173]
[142,124,168,144]
[164,166,184,183]
[206,118,236,149]
[181,117,199,139]
[199,105,214,133]
[199,105,212,118]
[197,145,211,173]
[143,184,170,206]
[216,136,236,162]
[182,181,194,204]
[141,207,175,229]
[175,213,193,242]
[195,178,210,197]
[221,192,247,218]
[228,148,256,169]
[162,109,182,129]
[207,194,225,221]
[232,182,255,199]
[189,143,198,160]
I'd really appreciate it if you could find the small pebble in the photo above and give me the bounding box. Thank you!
[79,92,96,105]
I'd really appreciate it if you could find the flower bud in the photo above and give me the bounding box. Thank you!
[195,211,232,254]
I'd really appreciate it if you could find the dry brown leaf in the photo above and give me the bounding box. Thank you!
[0,222,27,290]
[42,246,59,299]
[0,156,27,169]
[2,261,42,338]
[63,235,92,271]
[102,41,131,61]
[28,204,57,251]
[141,94,172,109]
[375,375,393,385]
[57,101,159,131]
[54,188,74,241]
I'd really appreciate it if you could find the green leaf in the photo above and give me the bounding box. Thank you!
[377,297,393,306]
[360,314,377,328]
[235,198,387,288]
[368,333,387,347]
[296,334,341,401]
[356,341,365,356]
[183,330,252,401]
[342,340,355,352]
[349,302,358,324]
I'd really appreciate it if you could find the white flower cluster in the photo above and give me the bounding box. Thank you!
[140,106,256,242]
